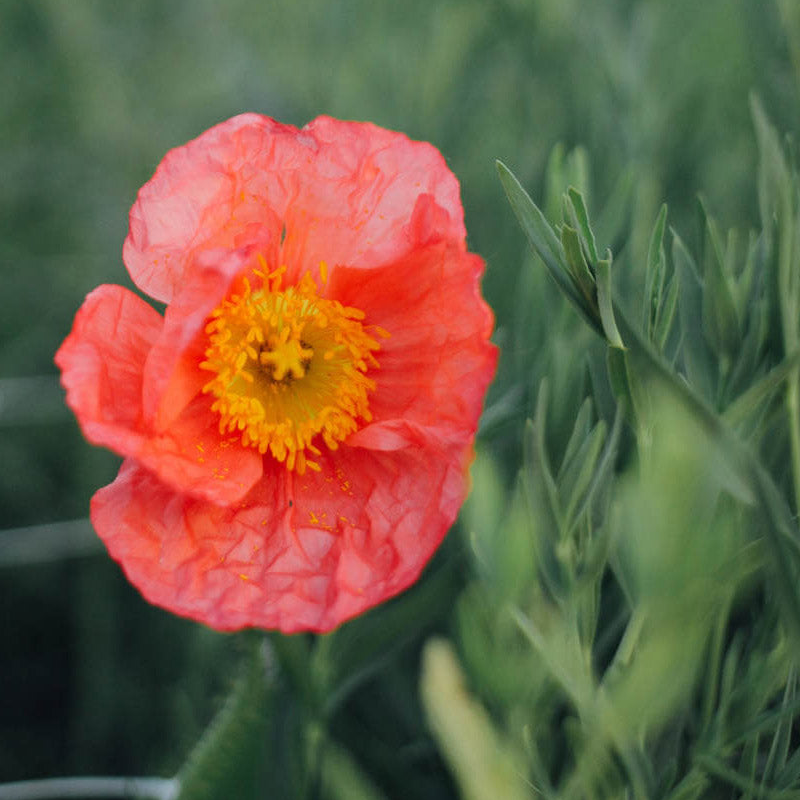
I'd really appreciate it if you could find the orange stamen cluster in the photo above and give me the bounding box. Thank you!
[200,262,384,474]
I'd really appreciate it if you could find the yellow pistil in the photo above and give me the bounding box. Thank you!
[200,263,384,474]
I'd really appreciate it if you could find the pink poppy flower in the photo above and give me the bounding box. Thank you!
[56,114,496,632]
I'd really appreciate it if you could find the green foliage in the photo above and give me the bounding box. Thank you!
[451,104,800,798]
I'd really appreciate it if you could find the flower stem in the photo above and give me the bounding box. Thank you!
[0,777,179,800]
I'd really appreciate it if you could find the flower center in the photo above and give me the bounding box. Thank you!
[200,263,384,474]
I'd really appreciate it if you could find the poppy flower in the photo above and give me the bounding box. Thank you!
[56,114,496,633]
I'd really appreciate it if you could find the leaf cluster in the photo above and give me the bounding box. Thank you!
[435,102,800,799]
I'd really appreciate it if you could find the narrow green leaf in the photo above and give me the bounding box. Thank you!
[544,142,567,224]
[567,186,599,263]
[561,223,596,303]
[751,93,792,250]
[496,159,566,278]
[699,197,740,356]
[664,768,710,800]
[522,410,567,601]
[557,398,594,483]
[762,678,796,782]
[497,159,603,337]
[516,463,564,603]
[586,343,618,424]
[569,402,624,553]
[606,346,638,429]
[532,382,566,537]
[697,196,727,278]
[672,233,716,401]
[596,251,624,349]
[420,639,530,800]
[723,349,800,429]
[700,593,733,737]
[561,421,606,530]
[644,204,668,337]
[696,754,799,800]
[724,227,740,294]
[605,346,629,401]
[647,205,668,283]
[736,230,763,319]
[654,271,680,353]
[512,607,594,710]
[729,294,770,402]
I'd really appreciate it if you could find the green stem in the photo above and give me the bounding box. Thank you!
[786,370,800,515]
[0,777,178,800]
[176,638,272,800]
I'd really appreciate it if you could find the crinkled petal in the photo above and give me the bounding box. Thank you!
[329,240,497,441]
[280,116,466,282]
[123,114,465,302]
[55,284,162,454]
[124,114,291,303]
[55,281,262,507]
[142,245,263,428]
[135,246,265,504]
[91,459,288,627]
[91,429,470,632]
[135,393,262,507]
[295,439,471,632]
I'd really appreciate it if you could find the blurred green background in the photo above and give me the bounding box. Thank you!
[1,0,797,793]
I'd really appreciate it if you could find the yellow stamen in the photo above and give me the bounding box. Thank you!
[201,265,384,474]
